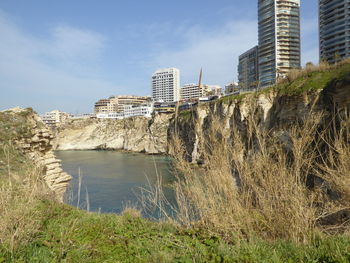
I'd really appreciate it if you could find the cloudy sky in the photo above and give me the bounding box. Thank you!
[0,0,318,114]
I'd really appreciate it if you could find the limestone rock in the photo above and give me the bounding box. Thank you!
[3,108,71,202]
[53,113,173,154]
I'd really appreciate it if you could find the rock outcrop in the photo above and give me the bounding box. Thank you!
[1,108,71,201]
[172,79,350,163]
[53,113,172,154]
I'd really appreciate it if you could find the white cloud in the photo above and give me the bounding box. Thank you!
[146,16,319,86]
[0,11,116,113]
[49,25,106,61]
[148,20,258,86]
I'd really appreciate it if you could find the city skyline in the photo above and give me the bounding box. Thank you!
[0,0,318,113]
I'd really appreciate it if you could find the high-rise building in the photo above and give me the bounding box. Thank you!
[258,0,301,88]
[152,68,180,102]
[319,0,350,63]
[238,46,259,92]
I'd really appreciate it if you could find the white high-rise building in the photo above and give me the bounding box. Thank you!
[258,0,301,88]
[152,68,180,102]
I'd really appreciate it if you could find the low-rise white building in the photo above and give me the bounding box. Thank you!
[96,104,154,119]
[123,104,153,118]
[41,110,70,127]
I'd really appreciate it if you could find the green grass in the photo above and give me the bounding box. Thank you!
[220,61,350,102]
[0,201,349,262]
[0,108,35,142]
[178,110,193,121]
[0,108,38,177]
[275,62,350,95]
[218,93,250,104]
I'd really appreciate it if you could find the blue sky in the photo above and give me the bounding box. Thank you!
[0,0,318,114]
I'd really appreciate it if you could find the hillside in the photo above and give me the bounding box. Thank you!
[1,61,350,262]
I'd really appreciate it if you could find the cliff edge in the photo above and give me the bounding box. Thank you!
[0,108,71,201]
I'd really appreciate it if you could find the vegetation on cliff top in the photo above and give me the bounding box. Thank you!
[0,108,36,142]
[219,59,350,105]
[276,59,350,95]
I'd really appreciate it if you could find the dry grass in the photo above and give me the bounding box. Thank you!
[169,102,350,243]
[122,207,142,218]
[0,144,53,254]
[315,112,350,230]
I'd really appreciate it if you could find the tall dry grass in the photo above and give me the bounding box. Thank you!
[315,111,350,232]
[169,104,350,243]
[0,144,53,254]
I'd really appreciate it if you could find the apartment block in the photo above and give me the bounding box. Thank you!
[258,0,301,88]
[152,68,180,102]
[180,84,222,100]
[42,110,70,127]
[238,46,259,92]
[94,99,117,114]
[94,95,151,114]
[319,0,350,63]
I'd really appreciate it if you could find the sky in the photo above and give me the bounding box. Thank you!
[0,0,319,114]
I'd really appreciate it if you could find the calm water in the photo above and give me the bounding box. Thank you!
[55,151,176,218]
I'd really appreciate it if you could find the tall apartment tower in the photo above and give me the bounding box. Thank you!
[152,68,180,102]
[258,0,301,88]
[319,0,350,63]
[238,46,259,92]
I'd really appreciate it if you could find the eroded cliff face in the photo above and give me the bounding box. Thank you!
[1,108,71,201]
[171,74,350,163]
[53,113,172,154]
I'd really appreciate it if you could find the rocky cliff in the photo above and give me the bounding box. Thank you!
[172,64,350,163]
[0,108,71,201]
[54,63,350,162]
[53,113,172,154]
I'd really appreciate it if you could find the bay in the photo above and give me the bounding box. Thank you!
[55,150,176,218]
